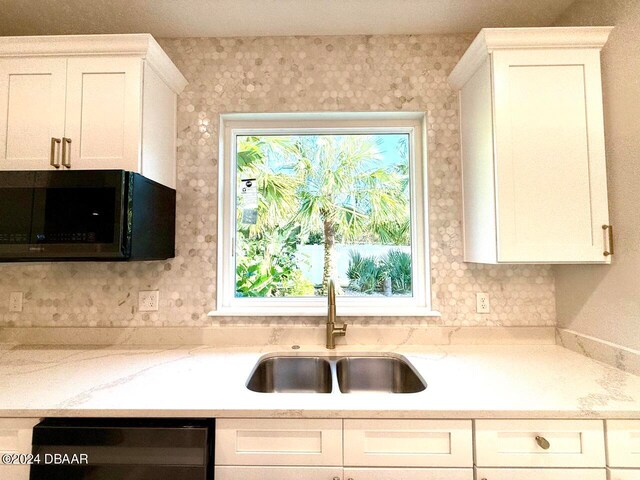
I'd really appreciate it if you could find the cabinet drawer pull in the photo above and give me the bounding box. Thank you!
[333,477,340,480]
[535,435,550,450]
[61,137,72,168]
[603,224,614,256]
[50,137,61,168]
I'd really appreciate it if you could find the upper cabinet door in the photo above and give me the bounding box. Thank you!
[450,27,612,264]
[64,57,142,171]
[492,49,609,263]
[0,57,66,170]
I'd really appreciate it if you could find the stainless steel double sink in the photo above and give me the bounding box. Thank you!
[246,354,427,394]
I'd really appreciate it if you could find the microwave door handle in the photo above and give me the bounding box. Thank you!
[50,138,61,168]
[62,137,72,168]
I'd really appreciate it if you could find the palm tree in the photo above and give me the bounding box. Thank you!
[236,136,302,235]
[292,135,409,293]
[237,134,410,296]
[235,136,307,297]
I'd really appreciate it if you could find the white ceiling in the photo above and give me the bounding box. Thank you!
[0,0,576,37]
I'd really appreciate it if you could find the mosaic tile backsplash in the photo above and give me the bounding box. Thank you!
[0,34,555,328]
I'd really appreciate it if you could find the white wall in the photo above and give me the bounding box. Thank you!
[554,0,640,349]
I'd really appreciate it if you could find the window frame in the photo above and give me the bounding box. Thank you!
[212,112,438,317]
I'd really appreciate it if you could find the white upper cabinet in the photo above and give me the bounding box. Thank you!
[64,56,142,172]
[0,34,187,188]
[0,57,66,170]
[448,27,613,264]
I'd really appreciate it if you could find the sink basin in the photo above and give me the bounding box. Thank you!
[336,355,426,393]
[246,356,332,393]
[246,354,426,394]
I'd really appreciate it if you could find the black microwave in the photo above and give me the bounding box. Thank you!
[0,170,175,261]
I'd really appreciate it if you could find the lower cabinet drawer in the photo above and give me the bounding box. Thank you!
[476,468,607,480]
[607,420,640,468]
[344,420,473,468]
[215,418,342,466]
[608,469,640,480]
[215,466,343,480]
[344,467,473,480]
[475,419,606,468]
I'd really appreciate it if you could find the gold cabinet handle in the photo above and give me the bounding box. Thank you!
[603,225,614,256]
[535,435,550,450]
[61,137,72,168]
[50,137,61,168]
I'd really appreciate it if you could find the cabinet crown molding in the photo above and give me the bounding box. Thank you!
[448,27,613,90]
[0,34,187,93]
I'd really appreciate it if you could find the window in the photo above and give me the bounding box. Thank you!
[215,113,434,316]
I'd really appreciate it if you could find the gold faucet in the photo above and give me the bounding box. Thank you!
[326,279,347,349]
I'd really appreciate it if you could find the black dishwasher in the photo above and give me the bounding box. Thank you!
[30,418,214,480]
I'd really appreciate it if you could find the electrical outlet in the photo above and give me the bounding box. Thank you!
[138,290,159,312]
[9,292,23,312]
[476,292,490,314]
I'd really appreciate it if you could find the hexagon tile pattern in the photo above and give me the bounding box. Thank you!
[0,35,555,328]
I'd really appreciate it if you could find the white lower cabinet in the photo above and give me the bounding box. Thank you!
[215,417,634,480]
[475,419,606,468]
[606,420,640,468]
[216,467,473,480]
[606,420,640,480]
[476,468,606,480]
[215,418,342,466]
[215,466,344,480]
[216,419,473,480]
[475,419,607,480]
[608,469,640,480]
[0,418,40,480]
[344,468,473,480]
[344,420,473,468]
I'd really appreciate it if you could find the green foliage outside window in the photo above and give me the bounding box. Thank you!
[346,250,412,295]
[235,133,412,298]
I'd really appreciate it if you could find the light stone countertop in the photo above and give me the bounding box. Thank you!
[1,343,640,419]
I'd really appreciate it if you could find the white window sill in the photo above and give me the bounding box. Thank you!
[208,307,441,317]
